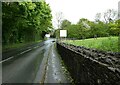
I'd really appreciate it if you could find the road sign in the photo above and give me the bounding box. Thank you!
[60,30,67,37]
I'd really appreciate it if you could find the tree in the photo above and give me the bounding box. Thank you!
[54,10,119,39]
[103,9,117,23]
[89,21,109,37]
[2,1,53,45]
[108,20,120,36]
[95,13,101,22]
[55,12,64,29]
[60,19,71,29]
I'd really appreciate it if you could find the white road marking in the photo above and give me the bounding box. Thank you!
[1,49,32,63]
[1,45,40,63]
[19,49,32,55]
[0,56,14,63]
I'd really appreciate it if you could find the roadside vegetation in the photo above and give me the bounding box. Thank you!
[53,9,120,52]
[2,1,53,50]
[54,17,120,39]
[64,36,119,52]
[3,40,42,52]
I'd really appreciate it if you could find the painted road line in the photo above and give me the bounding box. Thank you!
[1,46,39,63]
[1,48,32,63]
[0,56,14,63]
[19,49,32,55]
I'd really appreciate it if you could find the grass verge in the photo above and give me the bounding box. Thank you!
[63,36,119,52]
[2,40,42,52]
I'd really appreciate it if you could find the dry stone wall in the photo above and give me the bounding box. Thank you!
[57,42,120,84]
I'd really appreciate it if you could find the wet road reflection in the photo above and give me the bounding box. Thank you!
[2,39,72,84]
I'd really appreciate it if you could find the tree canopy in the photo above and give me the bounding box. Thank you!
[54,9,120,39]
[2,1,52,45]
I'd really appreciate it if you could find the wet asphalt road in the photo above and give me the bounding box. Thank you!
[2,39,72,84]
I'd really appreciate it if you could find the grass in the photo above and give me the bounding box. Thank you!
[63,36,119,52]
[3,40,42,52]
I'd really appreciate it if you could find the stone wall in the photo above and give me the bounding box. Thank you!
[56,42,120,84]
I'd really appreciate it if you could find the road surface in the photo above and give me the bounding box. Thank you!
[2,39,72,84]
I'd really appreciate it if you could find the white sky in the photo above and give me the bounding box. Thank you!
[45,0,120,28]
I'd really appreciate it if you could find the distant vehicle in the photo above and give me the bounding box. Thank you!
[45,34,50,38]
[52,40,55,42]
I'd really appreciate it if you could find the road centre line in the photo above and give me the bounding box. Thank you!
[19,49,32,55]
[0,56,14,63]
[1,45,41,63]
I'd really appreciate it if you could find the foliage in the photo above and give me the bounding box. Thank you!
[3,40,42,52]
[60,19,71,29]
[54,9,119,39]
[2,1,52,45]
[54,18,119,39]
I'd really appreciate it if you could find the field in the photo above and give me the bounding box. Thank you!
[64,36,119,52]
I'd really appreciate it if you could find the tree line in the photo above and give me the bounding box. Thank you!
[2,1,52,45]
[54,9,120,39]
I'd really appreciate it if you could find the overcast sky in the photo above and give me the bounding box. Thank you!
[45,0,120,28]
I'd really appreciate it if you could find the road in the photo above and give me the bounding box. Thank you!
[2,39,72,84]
